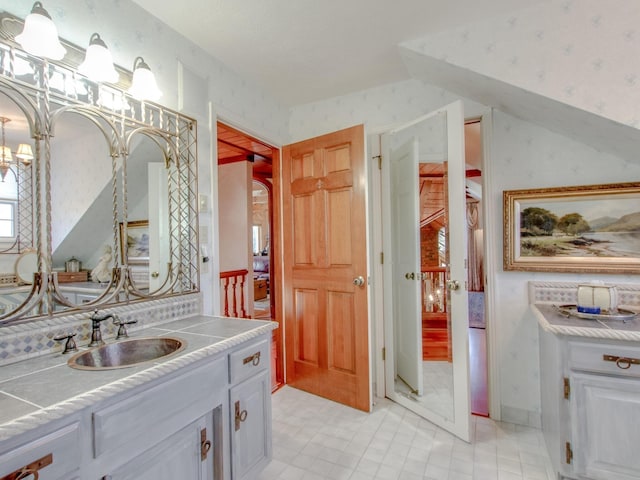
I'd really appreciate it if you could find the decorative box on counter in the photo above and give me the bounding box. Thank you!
[56,271,89,283]
[577,282,618,314]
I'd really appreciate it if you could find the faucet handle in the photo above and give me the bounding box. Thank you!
[53,333,78,354]
[114,317,137,339]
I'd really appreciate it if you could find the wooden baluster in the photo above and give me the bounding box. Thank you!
[239,275,247,318]
[231,278,237,317]
[219,269,250,318]
[223,278,230,316]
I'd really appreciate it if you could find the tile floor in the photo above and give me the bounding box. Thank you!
[258,386,554,480]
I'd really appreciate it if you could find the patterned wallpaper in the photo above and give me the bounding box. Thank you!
[0,0,290,143]
[401,0,640,131]
[3,0,639,426]
[289,77,640,425]
[0,0,290,316]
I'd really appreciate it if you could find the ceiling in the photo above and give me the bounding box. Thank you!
[131,0,547,107]
[217,122,274,178]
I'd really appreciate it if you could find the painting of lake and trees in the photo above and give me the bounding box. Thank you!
[519,197,640,259]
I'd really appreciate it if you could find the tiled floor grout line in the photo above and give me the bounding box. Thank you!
[259,386,554,480]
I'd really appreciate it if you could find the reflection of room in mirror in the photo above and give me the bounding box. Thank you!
[395,360,454,421]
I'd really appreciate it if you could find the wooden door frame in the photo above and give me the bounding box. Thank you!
[214,116,284,390]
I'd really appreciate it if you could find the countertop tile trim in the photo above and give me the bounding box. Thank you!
[0,319,277,442]
[530,281,640,341]
[0,294,201,366]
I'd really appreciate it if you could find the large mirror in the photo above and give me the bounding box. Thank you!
[0,30,199,324]
[383,101,471,440]
[0,82,39,318]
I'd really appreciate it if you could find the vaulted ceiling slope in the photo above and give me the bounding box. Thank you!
[131,0,547,106]
[133,0,640,161]
[400,0,640,161]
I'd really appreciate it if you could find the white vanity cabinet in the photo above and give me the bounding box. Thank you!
[102,412,216,480]
[540,328,640,480]
[228,339,272,480]
[0,421,83,480]
[91,354,227,480]
[0,327,274,480]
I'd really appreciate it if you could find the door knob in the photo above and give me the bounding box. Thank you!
[353,276,365,287]
[151,271,159,278]
[405,272,415,280]
[446,280,460,291]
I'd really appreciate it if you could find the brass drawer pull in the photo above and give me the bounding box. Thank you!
[200,428,211,461]
[603,354,640,369]
[1,453,52,480]
[243,351,261,366]
[234,400,248,431]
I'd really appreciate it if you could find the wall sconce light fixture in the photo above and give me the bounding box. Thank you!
[78,33,119,83]
[128,57,162,102]
[15,1,66,60]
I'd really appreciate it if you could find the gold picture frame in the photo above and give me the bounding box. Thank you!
[119,220,149,265]
[503,182,640,273]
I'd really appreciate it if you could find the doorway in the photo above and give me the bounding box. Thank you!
[381,101,488,441]
[216,121,283,390]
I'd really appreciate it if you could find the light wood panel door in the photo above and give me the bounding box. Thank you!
[282,125,370,412]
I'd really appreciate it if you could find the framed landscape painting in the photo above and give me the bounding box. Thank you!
[119,220,150,265]
[503,182,640,273]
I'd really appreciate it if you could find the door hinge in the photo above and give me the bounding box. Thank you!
[565,441,573,464]
[380,252,384,264]
[372,154,382,170]
[563,377,570,399]
[382,347,386,361]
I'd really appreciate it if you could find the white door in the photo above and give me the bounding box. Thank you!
[382,100,471,441]
[389,138,423,396]
[148,162,169,292]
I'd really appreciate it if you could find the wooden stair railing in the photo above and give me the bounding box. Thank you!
[220,269,250,318]
[421,267,447,314]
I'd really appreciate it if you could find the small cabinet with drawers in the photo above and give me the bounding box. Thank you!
[540,328,640,480]
[228,339,272,480]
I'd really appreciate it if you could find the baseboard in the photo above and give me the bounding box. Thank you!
[500,404,542,428]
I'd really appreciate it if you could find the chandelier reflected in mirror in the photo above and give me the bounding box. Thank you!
[0,117,32,182]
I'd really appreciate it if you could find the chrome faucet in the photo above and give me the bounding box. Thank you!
[88,310,115,347]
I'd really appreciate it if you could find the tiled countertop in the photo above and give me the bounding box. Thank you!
[532,303,640,341]
[0,315,277,440]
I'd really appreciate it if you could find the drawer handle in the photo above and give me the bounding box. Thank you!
[16,471,38,480]
[603,354,640,369]
[1,453,52,480]
[234,400,248,431]
[243,351,261,366]
[200,427,212,461]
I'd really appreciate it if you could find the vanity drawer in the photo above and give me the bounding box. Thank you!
[0,422,80,480]
[229,339,269,384]
[569,341,640,378]
[92,355,226,461]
